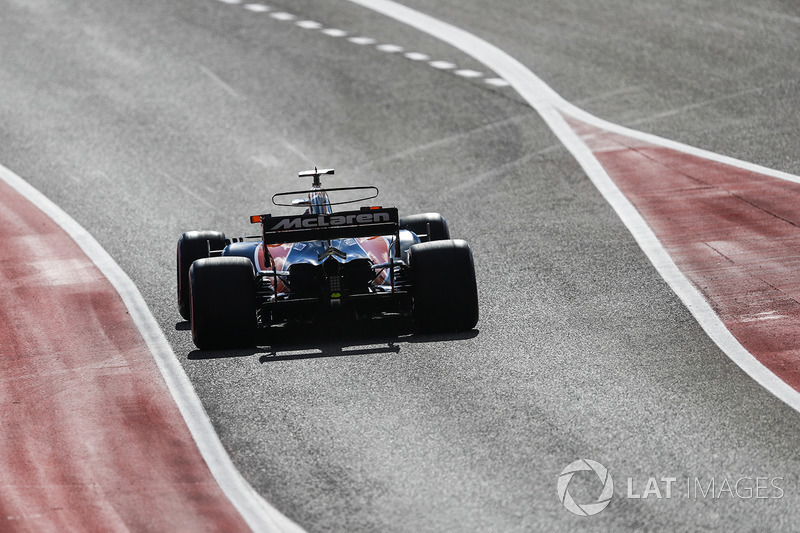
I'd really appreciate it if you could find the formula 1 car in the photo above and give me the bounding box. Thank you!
[177,168,478,349]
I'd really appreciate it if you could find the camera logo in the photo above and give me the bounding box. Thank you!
[557,459,613,516]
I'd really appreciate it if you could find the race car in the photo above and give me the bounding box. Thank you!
[177,168,478,349]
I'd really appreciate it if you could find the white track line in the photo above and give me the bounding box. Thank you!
[296,20,323,29]
[376,43,404,53]
[270,12,295,21]
[243,4,270,12]
[321,28,348,37]
[344,0,800,413]
[224,0,509,88]
[429,60,456,70]
[0,163,305,532]
[455,69,484,79]
[404,52,430,61]
[484,78,510,87]
[349,36,376,45]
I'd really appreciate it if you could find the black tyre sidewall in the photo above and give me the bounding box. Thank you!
[399,213,450,242]
[177,231,226,320]
[190,256,256,350]
[409,239,478,332]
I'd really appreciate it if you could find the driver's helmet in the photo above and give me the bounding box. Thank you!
[308,186,332,215]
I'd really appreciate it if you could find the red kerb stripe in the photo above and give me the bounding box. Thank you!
[0,179,249,531]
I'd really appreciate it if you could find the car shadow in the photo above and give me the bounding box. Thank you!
[178,321,263,360]
[177,319,479,361]
[258,320,479,363]
[186,347,262,360]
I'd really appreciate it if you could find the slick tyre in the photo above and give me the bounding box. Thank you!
[409,239,479,332]
[190,256,257,350]
[177,230,226,320]
[399,213,450,242]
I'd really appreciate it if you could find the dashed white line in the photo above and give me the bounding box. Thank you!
[296,20,323,29]
[215,0,512,92]
[243,3,270,12]
[322,28,348,37]
[455,69,484,78]
[484,77,511,87]
[429,60,456,70]
[348,36,376,45]
[270,12,296,21]
[376,44,405,53]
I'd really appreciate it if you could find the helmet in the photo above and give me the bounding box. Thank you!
[299,168,335,215]
[308,185,332,215]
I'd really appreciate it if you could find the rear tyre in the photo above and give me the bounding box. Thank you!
[409,239,479,332]
[177,231,226,320]
[190,257,257,350]
[399,213,450,242]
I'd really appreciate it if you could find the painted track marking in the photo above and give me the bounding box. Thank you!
[6,0,795,527]
[0,164,305,532]
[338,0,800,412]
[349,36,377,45]
[0,179,251,531]
[208,0,800,408]
[270,12,296,21]
[570,116,800,391]
[376,43,404,53]
[214,0,510,89]
[296,20,323,30]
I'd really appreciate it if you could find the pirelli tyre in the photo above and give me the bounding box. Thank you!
[399,213,450,242]
[177,230,226,320]
[190,256,257,350]
[409,239,479,332]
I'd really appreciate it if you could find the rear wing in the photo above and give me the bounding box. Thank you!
[251,207,399,245]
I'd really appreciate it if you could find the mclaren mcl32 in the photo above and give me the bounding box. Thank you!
[177,168,479,349]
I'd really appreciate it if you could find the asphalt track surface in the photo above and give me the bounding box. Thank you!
[1,0,799,531]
